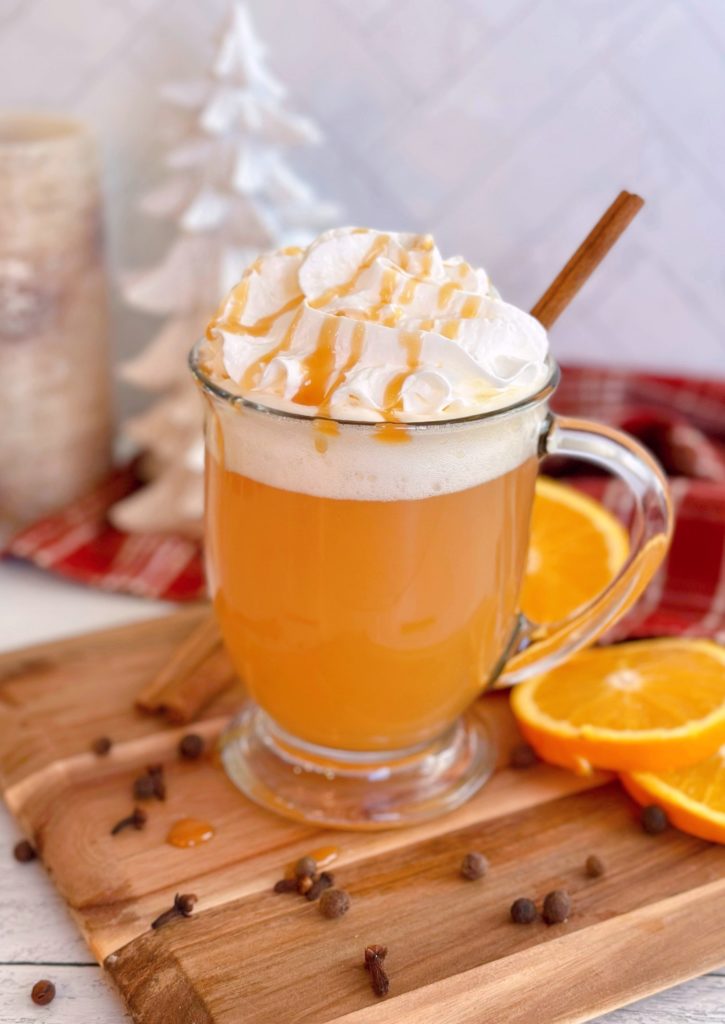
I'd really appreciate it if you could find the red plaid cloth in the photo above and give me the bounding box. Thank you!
[5,366,725,641]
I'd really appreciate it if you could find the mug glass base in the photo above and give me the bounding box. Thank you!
[219,703,496,830]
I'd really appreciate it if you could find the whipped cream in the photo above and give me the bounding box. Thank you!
[202,228,549,422]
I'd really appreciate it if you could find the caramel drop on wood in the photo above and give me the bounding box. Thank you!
[166,818,216,848]
[307,845,340,870]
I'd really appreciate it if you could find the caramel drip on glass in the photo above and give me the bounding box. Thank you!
[293,317,341,407]
[461,295,481,318]
[309,234,391,309]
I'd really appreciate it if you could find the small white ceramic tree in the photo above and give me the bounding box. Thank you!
[112,0,339,536]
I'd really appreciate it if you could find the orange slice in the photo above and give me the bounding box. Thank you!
[521,477,629,625]
[622,749,725,844]
[510,639,725,774]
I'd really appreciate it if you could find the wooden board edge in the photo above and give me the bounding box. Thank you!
[105,942,215,1024]
[329,879,725,1024]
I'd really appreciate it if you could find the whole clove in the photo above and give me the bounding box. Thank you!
[273,877,298,894]
[111,807,147,835]
[460,851,489,880]
[133,774,157,800]
[542,889,571,925]
[151,892,197,930]
[641,805,668,835]
[297,874,314,895]
[13,839,37,863]
[31,979,55,1006]
[179,733,205,760]
[306,871,334,902]
[91,736,112,756]
[319,888,350,919]
[364,945,389,998]
[147,763,166,801]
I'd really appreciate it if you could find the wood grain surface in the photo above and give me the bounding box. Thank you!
[0,610,723,1024]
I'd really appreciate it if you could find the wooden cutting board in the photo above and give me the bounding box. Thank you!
[0,608,723,1024]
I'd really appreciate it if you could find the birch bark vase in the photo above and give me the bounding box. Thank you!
[0,115,112,535]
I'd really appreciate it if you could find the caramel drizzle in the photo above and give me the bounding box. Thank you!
[438,281,461,307]
[309,234,391,309]
[461,295,481,318]
[240,305,304,391]
[293,316,341,407]
[317,321,366,419]
[368,266,398,322]
[399,276,419,306]
[382,330,423,418]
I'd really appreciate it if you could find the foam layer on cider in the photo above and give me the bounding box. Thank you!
[209,399,546,502]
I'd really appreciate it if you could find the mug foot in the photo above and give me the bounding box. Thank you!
[220,704,496,830]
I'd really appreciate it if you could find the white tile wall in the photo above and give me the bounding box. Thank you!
[1,0,723,415]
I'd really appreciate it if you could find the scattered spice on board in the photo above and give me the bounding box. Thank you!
[151,893,197,930]
[542,890,571,925]
[509,743,539,770]
[641,805,668,835]
[31,980,55,1006]
[585,854,606,878]
[319,888,350,919]
[111,807,147,835]
[91,736,112,756]
[460,851,489,880]
[364,945,389,998]
[13,839,37,863]
[510,897,537,924]
[179,733,205,760]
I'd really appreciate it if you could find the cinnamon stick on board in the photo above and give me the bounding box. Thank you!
[530,190,644,328]
[136,613,233,723]
[136,191,644,723]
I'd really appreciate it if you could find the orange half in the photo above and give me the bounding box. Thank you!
[511,639,725,774]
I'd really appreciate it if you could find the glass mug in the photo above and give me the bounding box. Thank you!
[191,345,671,828]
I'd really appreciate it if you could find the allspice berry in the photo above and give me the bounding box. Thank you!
[31,979,55,1005]
[510,897,537,924]
[542,889,571,925]
[179,733,205,760]
[319,887,351,918]
[585,854,606,878]
[460,851,489,880]
[509,743,539,770]
[295,855,317,878]
[641,805,669,835]
[13,839,37,863]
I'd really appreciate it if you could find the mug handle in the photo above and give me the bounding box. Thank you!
[497,414,673,685]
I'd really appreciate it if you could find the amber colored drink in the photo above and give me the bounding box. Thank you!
[207,447,538,752]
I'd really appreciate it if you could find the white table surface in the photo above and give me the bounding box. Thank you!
[0,561,723,1023]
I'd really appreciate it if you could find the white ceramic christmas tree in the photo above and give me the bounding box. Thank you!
[112,0,339,536]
